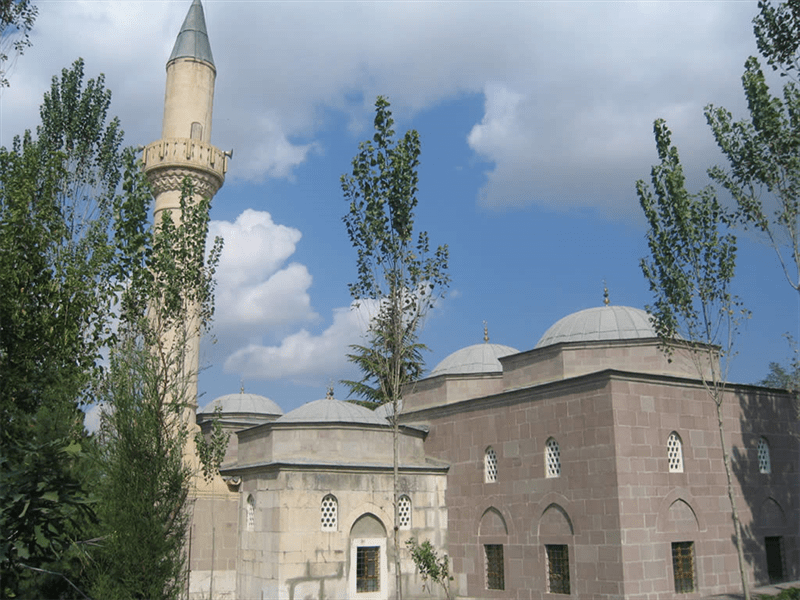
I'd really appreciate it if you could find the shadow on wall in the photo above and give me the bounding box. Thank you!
[733,387,800,586]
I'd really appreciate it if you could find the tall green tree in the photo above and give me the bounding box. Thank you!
[705,0,800,416]
[341,96,449,600]
[0,59,145,598]
[759,359,800,389]
[0,0,37,87]
[91,181,222,600]
[638,119,751,600]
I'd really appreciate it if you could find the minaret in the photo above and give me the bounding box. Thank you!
[142,0,227,408]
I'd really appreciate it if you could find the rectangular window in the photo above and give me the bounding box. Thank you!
[672,542,695,593]
[546,544,571,594]
[485,544,504,590]
[765,537,784,584]
[356,546,380,593]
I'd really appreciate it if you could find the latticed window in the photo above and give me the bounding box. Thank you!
[545,438,561,478]
[667,432,684,473]
[758,437,771,474]
[546,544,570,594]
[484,544,504,590]
[398,495,411,529]
[246,495,255,532]
[321,494,338,531]
[485,447,498,483]
[671,541,695,593]
[356,546,380,593]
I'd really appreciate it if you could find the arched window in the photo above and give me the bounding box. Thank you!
[321,494,338,531]
[190,121,203,140]
[398,495,411,530]
[757,437,771,474]
[484,447,498,483]
[667,432,684,473]
[545,438,561,478]
[246,494,255,532]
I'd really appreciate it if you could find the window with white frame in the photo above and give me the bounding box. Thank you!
[321,494,338,531]
[246,494,255,532]
[398,495,411,529]
[349,536,388,599]
[757,437,771,474]
[667,432,684,473]
[485,447,497,483]
[545,438,561,478]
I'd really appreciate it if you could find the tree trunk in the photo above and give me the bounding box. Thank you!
[714,396,750,600]
[393,398,402,600]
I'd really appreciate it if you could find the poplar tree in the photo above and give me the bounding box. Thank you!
[705,0,800,412]
[341,96,449,600]
[91,181,222,600]
[0,59,141,598]
[638,119,751,600]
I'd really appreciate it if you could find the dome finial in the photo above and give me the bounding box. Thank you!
[326,381,335,399]
[483,320,489,343]
[603,280,610,306]
[240,378,245,394]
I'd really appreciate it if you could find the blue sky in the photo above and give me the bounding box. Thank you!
[2,1,798,419]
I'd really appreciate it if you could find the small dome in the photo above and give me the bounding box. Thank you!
[430,343,519,377]
[535,305,656,349]
[199,392,283,416]
[373,399,403,420]
[277,398,388,426]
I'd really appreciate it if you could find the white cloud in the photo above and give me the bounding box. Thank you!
[209,210,316,332]
[224,301,379,385]
[2,1,759,213]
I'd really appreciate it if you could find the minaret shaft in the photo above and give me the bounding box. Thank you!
[142,0,226,407]
[162,58,215,143]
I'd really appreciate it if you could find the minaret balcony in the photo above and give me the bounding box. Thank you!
[142,137,228,199]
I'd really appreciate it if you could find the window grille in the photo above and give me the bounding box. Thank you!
[758,437,771,474]
[545,544,570,594]
[667,432,684,473]
[485,447,497,483]
[546,438,561,478]
[398,495,411,529]
[356,546,380,593]
[484,544,504,590]
[671,541,695,593]
[246,495,255,532]
[321,494,337,531]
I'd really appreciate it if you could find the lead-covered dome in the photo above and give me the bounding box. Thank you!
[430,343,519,377]
[535,305,656,349]
[277,398,388,426]
[199,392,283,417]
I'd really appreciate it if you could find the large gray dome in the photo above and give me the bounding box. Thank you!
[535,305,656,349]
[199,392,283,416]
[430,343,519,377]
[277,398,388,426]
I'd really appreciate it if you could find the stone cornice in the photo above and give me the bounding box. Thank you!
[221,459,450,477]
[142,137,227,198]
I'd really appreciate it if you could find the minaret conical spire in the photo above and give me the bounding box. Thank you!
[169,0,215,67]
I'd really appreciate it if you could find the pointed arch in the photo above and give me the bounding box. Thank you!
[479,507,509,537]
[539,503,574,537]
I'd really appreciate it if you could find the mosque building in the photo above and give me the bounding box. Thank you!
[151,2,799,599]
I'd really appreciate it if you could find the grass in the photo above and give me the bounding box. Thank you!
[760,588,800,600]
